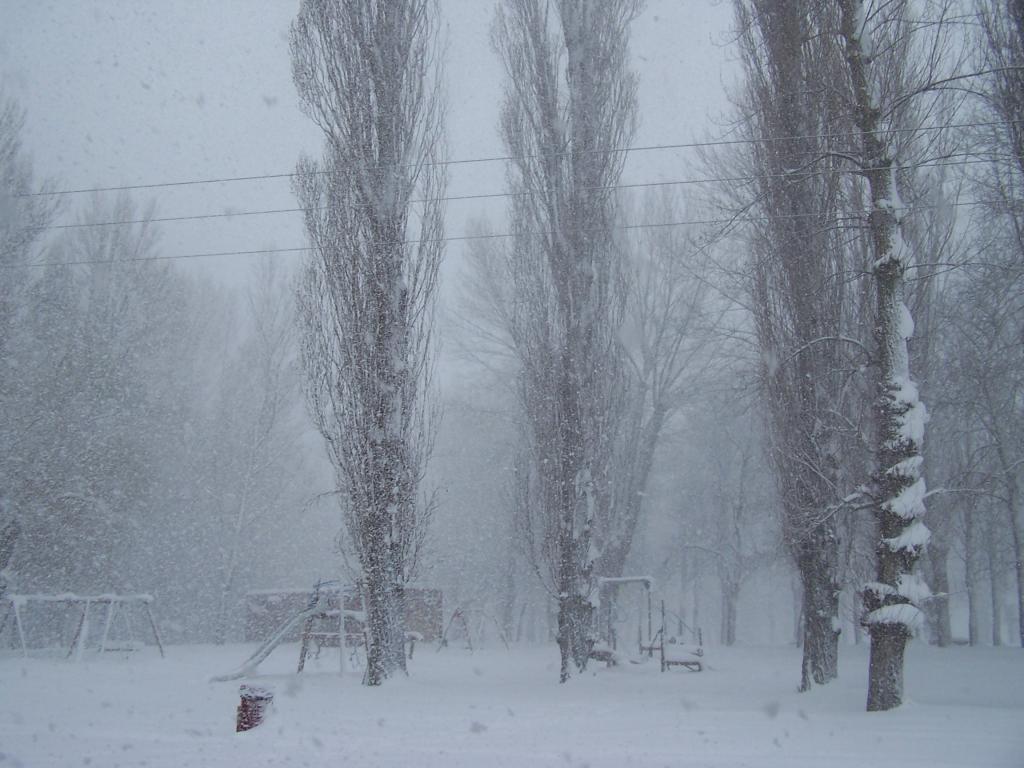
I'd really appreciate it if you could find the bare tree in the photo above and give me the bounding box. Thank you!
[598,190,718,580]
[836,0,965,710]
[290,0,444,685]
[968,0,1024,648]
[0,93,59,567]
[2,192,224,602]
[729,0,861,691]
[906,41,985,641]
[946,256,1023,647]
[1,97,57,347]
[686,401,778,646]
[491,0,640,682]
[1,94,58,561]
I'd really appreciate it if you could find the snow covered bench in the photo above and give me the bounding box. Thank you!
[588,642,622,667]
[661,639,703,672]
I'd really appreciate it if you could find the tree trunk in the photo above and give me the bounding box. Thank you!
[923,542,952,647]
[389,582,408,674]
[987,518,1003,647]
[0,520,18,600]
[500,553,516,642]
[864,256,919,712]
[556,594,593,682]
[554,385,594,681]
[865,623,906,711]
[0,519,18,574]
[797,543,839,690]
[363,583,407,685]
[840,0,930,711]
[965,510,981,646]
[851,591,863,646]
[363,556,399,685]
[989,569,1003,647]
[720,583,738,646]
[1000,467,1024,647]
[363,576,389,685]
[1014,536,1024,648]
[792,576,804,648]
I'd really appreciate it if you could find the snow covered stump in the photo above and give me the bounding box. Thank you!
[236,685,273,732]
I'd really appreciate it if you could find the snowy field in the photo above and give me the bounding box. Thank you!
[1,642,1022,768]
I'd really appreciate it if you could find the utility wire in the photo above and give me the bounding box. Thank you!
[16,119,1018,198]
[2,198,999,271]
[24,155,990,232]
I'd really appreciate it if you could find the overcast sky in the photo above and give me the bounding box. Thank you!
[3,0,736,273]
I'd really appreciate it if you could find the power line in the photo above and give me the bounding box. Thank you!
[24,155,991,232]
[17,119,1018,198]
[3,198,999,271]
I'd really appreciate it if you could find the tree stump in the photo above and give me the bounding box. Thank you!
[236,685,273,732]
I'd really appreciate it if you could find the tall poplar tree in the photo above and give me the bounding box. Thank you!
[291,0,445,685]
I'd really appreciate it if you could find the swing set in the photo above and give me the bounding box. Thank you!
[0,593,164,659]
[591,576,703,671]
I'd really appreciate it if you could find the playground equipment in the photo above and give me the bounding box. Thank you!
[593,576,654,659]
[437,606,510,652]
[643,600,703,672]
[296,581,367,672]
[211,580,366,682]
[0,593,164,659]
[590,577,703,671]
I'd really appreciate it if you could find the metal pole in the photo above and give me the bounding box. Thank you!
[660,600,667,673]
[73,600,92,661]
[339,588,346,677]
[13,600,28,657]
[144,603,166,658]
[99,600,117,654]
[647,588,652,652]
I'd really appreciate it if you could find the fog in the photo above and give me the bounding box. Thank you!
[3,0,755,643]
[1,0,1022,743]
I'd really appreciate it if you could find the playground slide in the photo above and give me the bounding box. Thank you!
[210,604,323,683]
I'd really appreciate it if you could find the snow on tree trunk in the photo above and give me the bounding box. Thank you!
[839,0,930,711]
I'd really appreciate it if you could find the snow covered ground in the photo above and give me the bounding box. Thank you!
[1,641,1021,767]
